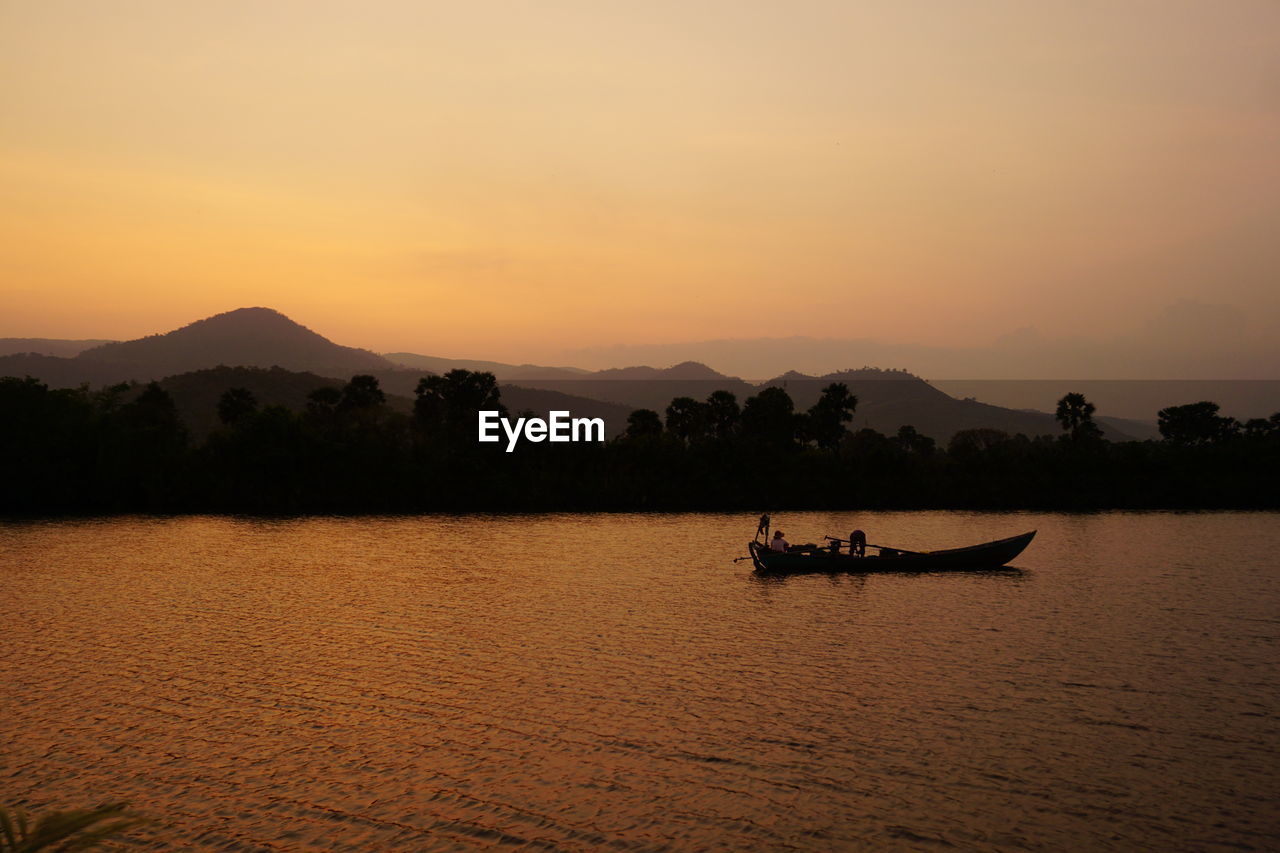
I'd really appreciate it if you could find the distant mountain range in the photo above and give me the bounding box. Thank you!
[561,307,1280,380]
[384,352,588,380]
[757,370,1153,441]
[147,366,637,440]
[493,366,1144,440]
[0,311,636,438]
[931,379,1280,426]
[0,338,116,358]
[0,306,1198,442]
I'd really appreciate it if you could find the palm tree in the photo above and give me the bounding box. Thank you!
[704,390,740,440]
[806,383,858,453]
[1055,392,1102,442]
[664,397,708,444]
[624,408,663,439]
[0,802,147,852]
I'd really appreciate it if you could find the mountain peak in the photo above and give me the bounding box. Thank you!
[821,367,924,381]
[73,307,392,378]
[591,361,731,380]
[660,361,729,379]
[206,306,291,321]
[173,306,309,334]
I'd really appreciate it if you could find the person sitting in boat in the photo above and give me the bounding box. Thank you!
[770,531,790,552]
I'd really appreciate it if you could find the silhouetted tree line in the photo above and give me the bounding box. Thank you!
[2,371,1278,514]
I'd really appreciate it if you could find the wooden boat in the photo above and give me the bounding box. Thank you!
[747,530,1036,575]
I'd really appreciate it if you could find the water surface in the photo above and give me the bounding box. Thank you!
[1,512,1277,850]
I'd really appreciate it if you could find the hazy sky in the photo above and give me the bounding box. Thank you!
[2,1,1277,371]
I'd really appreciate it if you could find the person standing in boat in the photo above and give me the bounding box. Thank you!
[770,531,790,552]
[849,530,866,557]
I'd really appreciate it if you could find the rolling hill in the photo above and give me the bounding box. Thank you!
[759,369,1137,441]
[482,364,1134,442]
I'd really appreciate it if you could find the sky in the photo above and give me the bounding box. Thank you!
[2,1,1278,374]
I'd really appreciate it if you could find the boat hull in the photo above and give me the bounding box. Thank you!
[748,531,1036,575]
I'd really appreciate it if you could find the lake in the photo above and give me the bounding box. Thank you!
[1,512,1277,850]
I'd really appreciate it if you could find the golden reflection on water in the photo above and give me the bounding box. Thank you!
[1,512,1277,850]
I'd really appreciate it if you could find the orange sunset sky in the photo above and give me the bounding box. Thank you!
[2,1,1278,369]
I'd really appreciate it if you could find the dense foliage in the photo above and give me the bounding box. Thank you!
[2,372,1278,514]
[0,802,147,851]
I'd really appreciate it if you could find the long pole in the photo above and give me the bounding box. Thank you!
[824,535,920,555]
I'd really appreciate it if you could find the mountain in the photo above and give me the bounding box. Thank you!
[760,369,1136,441]
[0,309,1167,443]
[384,352,588,380]
[427,362,1128,441]
[1088,416,1160,441]
[931,379,1280,424]
[592,361,731,380]
[563,304,1280,379]
[0,307,393,387]
[0,353,125,388]
[762,368,956,409]
[382,354,732,384]
[0,338,116,357]
[510,378,758,411]
[156,366,363,438]
[456,361,759,412]
[75,307,392,378]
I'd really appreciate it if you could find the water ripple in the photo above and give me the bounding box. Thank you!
[1,511,1278,850]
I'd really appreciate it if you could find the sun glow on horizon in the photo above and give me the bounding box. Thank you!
[2,1,1278,368]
